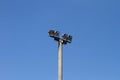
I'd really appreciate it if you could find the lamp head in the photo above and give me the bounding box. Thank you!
[62,34,72,43]
[48,30,60,38]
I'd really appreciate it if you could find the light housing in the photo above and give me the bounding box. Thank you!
[48,30,60,38]
[62,34,68,40]
[62,34,72,43]
[68,35,72,41]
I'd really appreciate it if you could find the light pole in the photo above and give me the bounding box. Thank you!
[48,30,72,80]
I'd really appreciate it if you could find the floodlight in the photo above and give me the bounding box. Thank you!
[48,30,60,42]
[68,35,72,41]
[48,30,55,37]
[49,30,72,44]
[62,34,72,43]
[62,34,69,40]
[54,31,60,37]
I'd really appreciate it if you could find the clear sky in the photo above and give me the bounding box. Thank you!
[0,0,120,80]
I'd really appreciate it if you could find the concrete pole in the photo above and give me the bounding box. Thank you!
[58,39,63,80]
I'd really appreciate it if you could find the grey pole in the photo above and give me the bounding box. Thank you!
[58,39,63,80]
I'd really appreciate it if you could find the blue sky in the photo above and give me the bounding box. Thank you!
[0,0,120,80]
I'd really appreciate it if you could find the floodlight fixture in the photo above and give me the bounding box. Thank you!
[67,35,72,42]
[48,30,72,44]
[54,31,60,37]
[62,34,72,43]
[48,30,60,38]
[62,34,68,40]
[48,30,55,37]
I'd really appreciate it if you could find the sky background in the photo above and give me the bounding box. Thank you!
[0,0,120,80]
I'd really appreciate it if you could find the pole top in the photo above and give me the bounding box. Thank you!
[48,29,72,45]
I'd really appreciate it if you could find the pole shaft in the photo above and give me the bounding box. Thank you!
[58,40,63,80]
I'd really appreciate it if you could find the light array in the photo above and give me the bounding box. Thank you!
[48,30,60,38]
[62,34,72,43]
[48,29,72,44]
